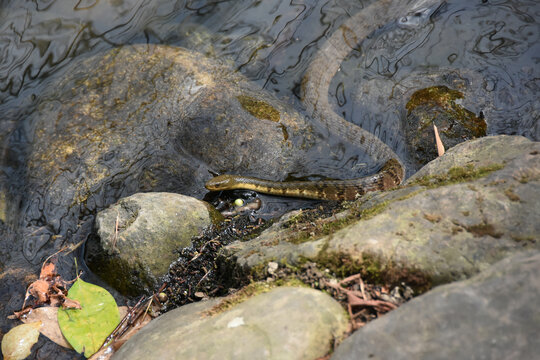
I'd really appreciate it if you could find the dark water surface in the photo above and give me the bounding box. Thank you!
[0,0,538,357]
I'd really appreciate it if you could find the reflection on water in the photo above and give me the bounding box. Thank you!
[0,0,537,157]
[332,0,539,155]
[0,0,368,102]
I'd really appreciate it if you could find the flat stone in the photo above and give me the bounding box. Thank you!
[113,287,349,360]
[331,250,540,360]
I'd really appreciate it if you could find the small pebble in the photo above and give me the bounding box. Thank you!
[157,292,168,302]
[234,198,244,207]
[267,261,279,275]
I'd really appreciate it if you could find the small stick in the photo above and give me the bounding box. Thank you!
[339,273,362,285]
[433,124,445,156]
[359,276,367,300]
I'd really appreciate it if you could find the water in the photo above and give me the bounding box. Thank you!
[0,0,538,357]
[332,0,539,154]
[1,0,537,139]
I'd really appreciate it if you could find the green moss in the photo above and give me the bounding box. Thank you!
[465,222,503,238]
[204,277,307,316]
[309,251,432,293]
[237,95,280,122]
[406,86,487,137]
[203,202,225,225]
[358,200,389,220]
[409,163,504,188]
[518,175,529,184]
[504,188,521,202]
[511,235,536,244]
[406,86,464,114]
[284,195,405,246]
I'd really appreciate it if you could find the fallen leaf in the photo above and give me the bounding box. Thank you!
[58,279,120,358]
[118,306,128,318]
[40,262,56,279]
[87,305,152,360]
[22,307,72,349]
[1,321,42,360]
[27,279,51,303]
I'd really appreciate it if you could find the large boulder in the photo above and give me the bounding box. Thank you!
[331,251,540,360]
[0,43,381,321]
[86,192,222,295]
[222,135,539,286]
[113,287,348,360]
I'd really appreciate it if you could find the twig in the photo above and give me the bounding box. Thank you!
[359,276,366,300]
[433,124,445,156]
[196,267,211,288]
[339,273,362,285]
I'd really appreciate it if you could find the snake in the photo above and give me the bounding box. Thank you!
[206,0,441,200]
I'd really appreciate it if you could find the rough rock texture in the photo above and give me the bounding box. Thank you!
[331,251,540,360]
[87,192,220,295]
[113,287,348,360]
[223,136,539,285]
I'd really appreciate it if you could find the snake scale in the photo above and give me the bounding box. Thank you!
[206,0,440,200]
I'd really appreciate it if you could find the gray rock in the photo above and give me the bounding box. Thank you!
[331,251,540,360]
[407,135,536,181]
[113,287,348,360]
[87,192,221,295]
[223,135,540,285]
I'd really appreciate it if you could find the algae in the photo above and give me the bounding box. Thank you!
[309,251,432,293]
[406,85,487,137]
[409,163,504,188]
[237,95,280,122]
[504,188,521,202]
[465,222,503,239]
[204,277,307,316]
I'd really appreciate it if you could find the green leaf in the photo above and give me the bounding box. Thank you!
[1,322,41,360]
[57,279,120,358]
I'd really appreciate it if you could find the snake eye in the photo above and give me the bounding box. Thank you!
[206,175,234,190]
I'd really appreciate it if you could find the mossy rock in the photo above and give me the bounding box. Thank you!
[222,136,540,288]
[5,44,376,279]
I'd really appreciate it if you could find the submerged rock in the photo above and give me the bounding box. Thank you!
[331,251,540,360]
[86,192,221,295]
[113,287,348,360]
[405,85,487,167]
[222,135,539,286]
[2,44,379,303]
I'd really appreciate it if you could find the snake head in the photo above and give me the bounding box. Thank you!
[205,175,239,191]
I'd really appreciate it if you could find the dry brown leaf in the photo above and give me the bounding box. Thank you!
[21,307,72,349]
[27,279,50,303]
[40,262,56,279]
[118,306,128,318]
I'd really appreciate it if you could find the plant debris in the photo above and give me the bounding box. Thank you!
[13,255,80,319]
[163,213,270,310]
[269,262,413,330]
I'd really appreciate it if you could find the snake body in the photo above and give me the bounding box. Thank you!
[206,158,403,200]
[206,0,441,200]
